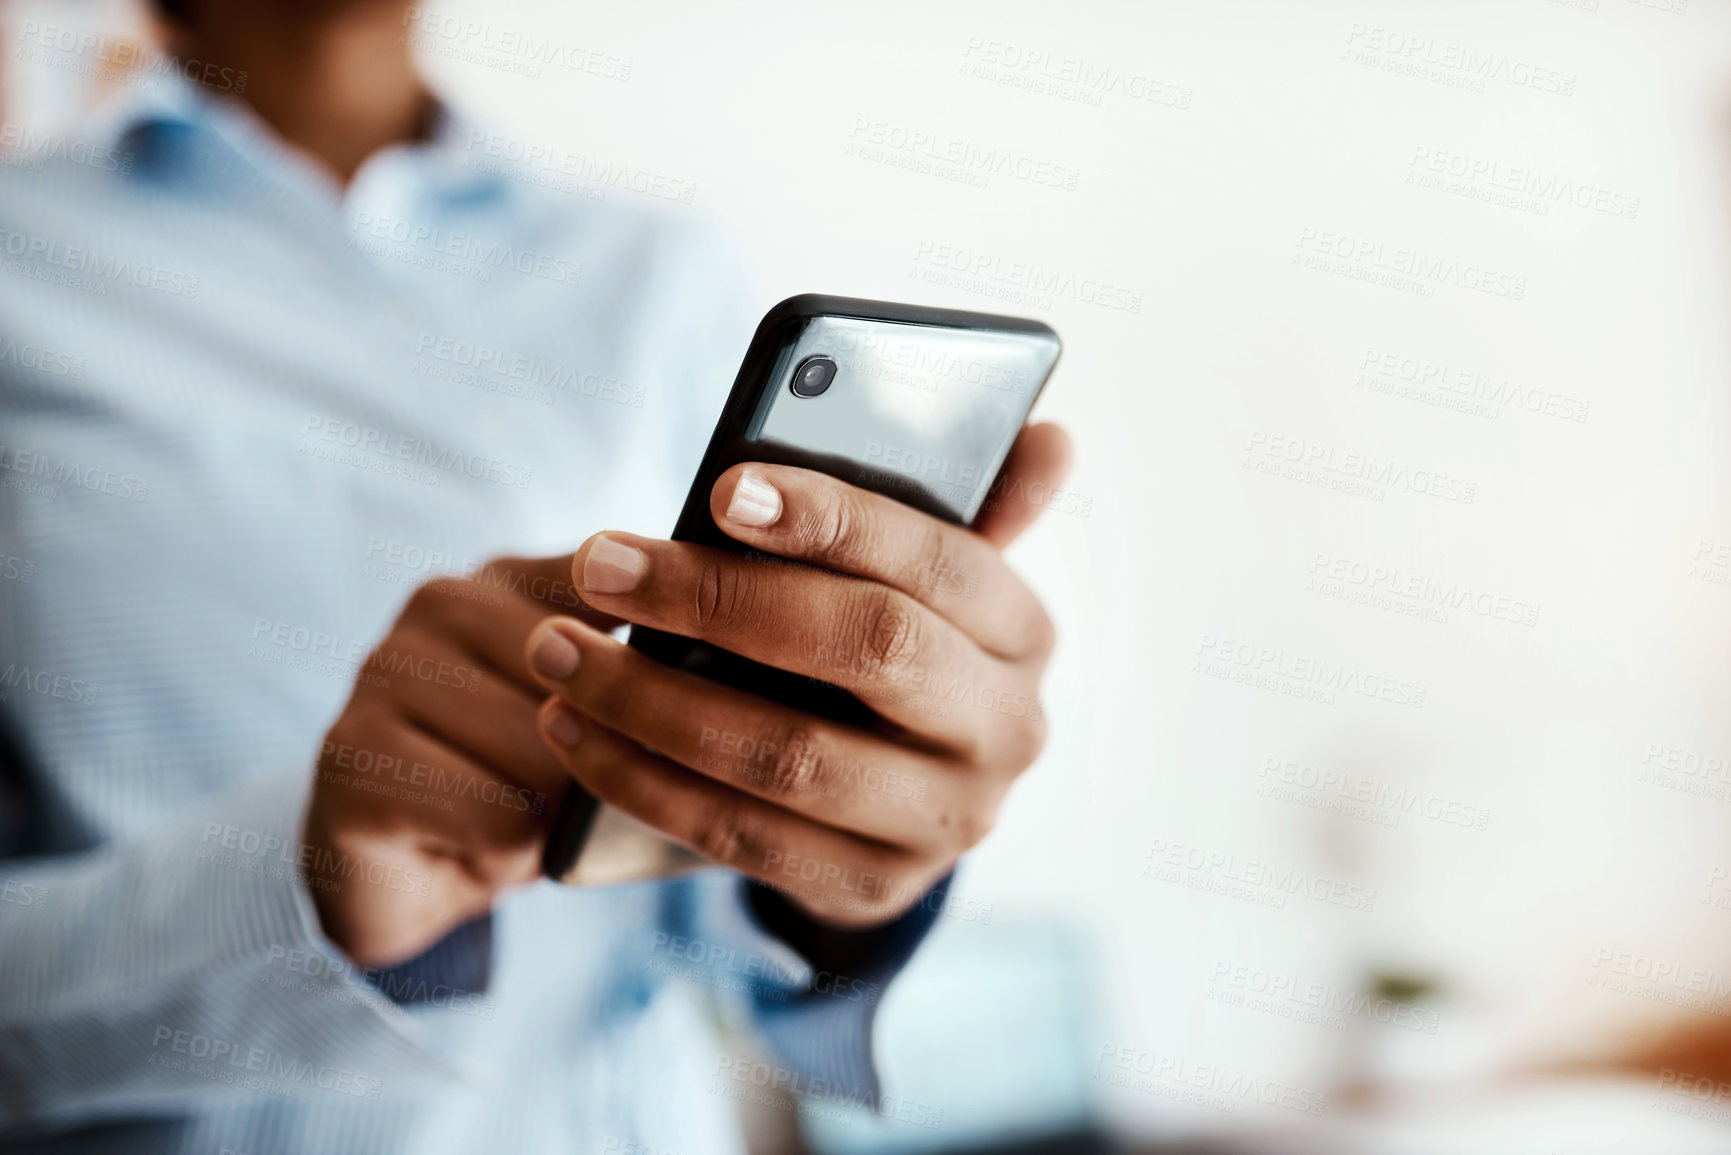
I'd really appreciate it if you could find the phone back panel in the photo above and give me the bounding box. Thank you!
[542,296,1059,882]
[635,297,1059,720]
[747,314,1061,524]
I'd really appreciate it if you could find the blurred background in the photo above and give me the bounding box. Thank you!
[11,0,1731,1150]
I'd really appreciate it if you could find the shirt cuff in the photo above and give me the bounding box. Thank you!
[366,913,494,1008]
[0,767,472,1125]
[698,873,949,1106]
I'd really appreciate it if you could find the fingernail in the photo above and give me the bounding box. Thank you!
[529,627,579,678]
[726,472,782,527]
[545,705,582,747]
[583,535,646,594]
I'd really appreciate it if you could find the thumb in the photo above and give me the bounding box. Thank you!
[973,422,1074,549]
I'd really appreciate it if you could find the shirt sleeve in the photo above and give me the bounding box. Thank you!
[0,767,468,1129]
[662,869,946,1107]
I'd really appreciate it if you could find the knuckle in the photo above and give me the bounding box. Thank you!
[1025,604,1058,661]
[694,805,759,868]
[987,708,1048,774]
[907,523,958,607]
[469,557,506,589]
[942,795,1000,853]
[402,582,439,619]
[475,845,541,889]
[461,804,537,859]
[474,556,525,591]
[855,895,896,923]
[957,810,991,851]
[865,867,921,919]
[1012,709,1049,768]
[762,724,829,800]
[797,490,872,567]
[692,556,756,634]
[853,590,923,682]
[347,648,399,702]
[332,698,395,745]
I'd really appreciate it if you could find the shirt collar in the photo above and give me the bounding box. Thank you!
[402,100,504,201]
[79,68,205,155]
[81,69,503,202]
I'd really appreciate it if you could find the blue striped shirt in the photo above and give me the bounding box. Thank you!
[0,76,933,1153]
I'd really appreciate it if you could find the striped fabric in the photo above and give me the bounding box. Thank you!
[0,75,926,1153]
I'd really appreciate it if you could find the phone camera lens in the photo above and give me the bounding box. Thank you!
[791,355,837,398]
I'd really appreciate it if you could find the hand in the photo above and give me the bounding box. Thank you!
[300,558,617,966]
[523,424,1073,928]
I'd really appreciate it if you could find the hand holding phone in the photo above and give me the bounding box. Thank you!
[525,297,1069,927]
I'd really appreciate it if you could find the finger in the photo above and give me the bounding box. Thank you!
[708,463,1053,661]
[295,829,492,969]
[320,703,547,884]
[357,627,570,797]
[472,554,623,627]
[400,564,610,692]
[569,533,1042,758]
[972,422,1073,548]
[424,553,626,655]
[535,698,938,927]
[524,616,982,851]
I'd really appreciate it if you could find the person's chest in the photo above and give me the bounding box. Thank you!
[0,156,708,831]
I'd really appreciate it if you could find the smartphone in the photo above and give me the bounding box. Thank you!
[542,294,1062,885]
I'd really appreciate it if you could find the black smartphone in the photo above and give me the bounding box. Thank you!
[542,294,1062,885]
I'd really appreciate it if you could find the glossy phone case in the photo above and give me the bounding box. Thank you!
[543,294,1062,885]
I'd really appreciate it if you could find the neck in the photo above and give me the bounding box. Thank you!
[164,2,430,185]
